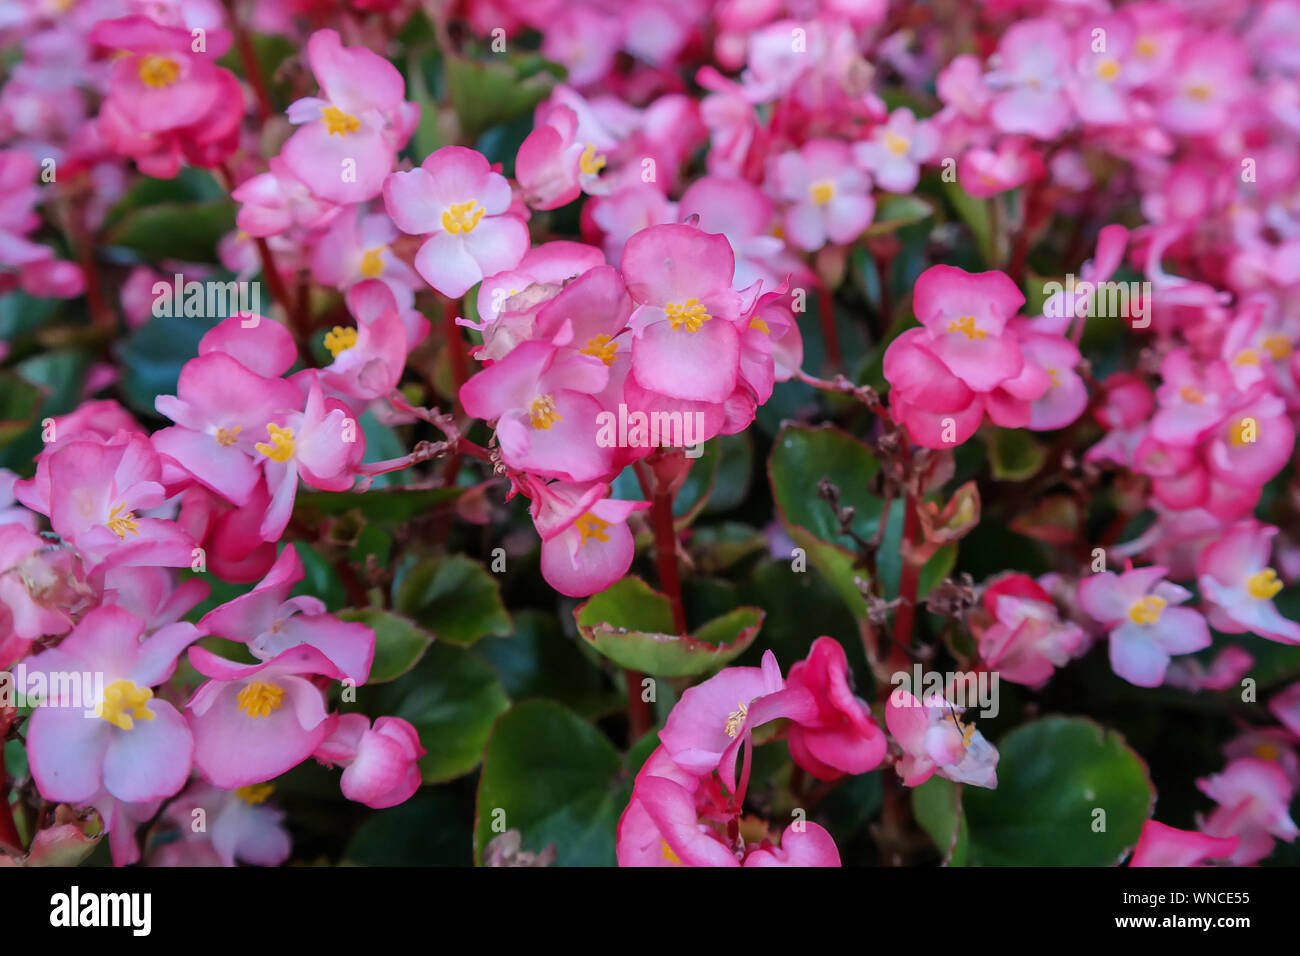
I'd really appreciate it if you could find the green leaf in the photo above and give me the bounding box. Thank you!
[911,775,969,865]
[476,610,620,718]
[344,789,473,866]
[104,200,237,263]
[295,487,461,524]
[474,700,627,866]
[573,575,674,635]
[864,195,935,238]
[987,427,1048,482]
[337,609,433,684]
[0,372,43,447]
[962,717,1154,865]
[116,312,220,419]
[363,641,509,784]
[394,554,511,646]
[943,180,994,266]
[447,57,558,141]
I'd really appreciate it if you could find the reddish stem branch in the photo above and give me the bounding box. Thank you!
[892,491,922,651]
[623,671,652,741]
[647,484,687,636]
[223,0,275,123]
[0,757,23,854]
[814,280,842,371]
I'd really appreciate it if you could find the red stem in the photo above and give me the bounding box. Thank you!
[648,485,687,636]
[815,280,842,371]
[623,670,652,741]
[892,491,922,651]
[0,757,23,854]
[224,0,275,124]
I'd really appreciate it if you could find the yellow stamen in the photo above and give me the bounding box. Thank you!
[324,325,358,358]
[1135,37,1158,58]
[809,180,835,205]
[1179,386,1204,404]
[107,502,139,540]
[574,513,610,545]
[320,105,360,136]
[1186,83,1213,102]
[660,839,682,865]
[214,425,242,447]
[749,317,770,334]
[137,55,180,88]
[946,315,986,341]
[1230,418,1256,446]
[528,394,562,430]
[255,424,295,463]
[97,680,154,731]
[664,298,711,333]
[944,711,976,749]
[237,680,286,719]
[1247,568,1283,601]
[580,334,618,365]
[236,783,275,805]
[1262,334,1293,360]
[1128,595,1167,625]
[1096,58,1121,81]
[359,247,386,278]
[579,143,607,177]
[1048,368,1060,387]
[1255,742,1282,761]
[441,200,485,235]
[883,131,910,156]
[1234,349,1260,366]
[724,701,748,738]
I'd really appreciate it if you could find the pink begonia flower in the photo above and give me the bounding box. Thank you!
[14,432,196,577]
[784,637,887,781]
[583,183,678,263]
[26,606,200,804]
[162,780,291,867]
[187,643,343,788]
[769,139,875,252]
[1206,386,1295,490]
[1017,330,1088,430]
[317,280,411,404]
[0,468,37,530]
[1198,522,1300,644]
[1128,821,1239,867]
[910,265,1028,393]
[153,349,303,508]
[0,523,73,649]
[315,713,425,809]
[310,206,419,307]
[853,108,938,194]
[528,479,649,598]
[36,399,145,458]
[677,176,790,292]
[659,650,817,791]
[233,157,342,238]
[1198,757,1299,865]
[741,820,842,867]
[200,544,375,684]
[515,104,612,210]
[255,375,365,542]
[1165,645,1254,693]
[977,574,1088,688]
[103,564,208,635]
[177,481,278,584]
[985,19,1073,140]
[1150,351,1235,446]
[281,29,415,204]
[1078,566,1211,687]
[885,689,999,789]
[957,138,1045,199]
[459,339,613,482]
[383,145,529,298]
[1157,34,1251,136]
[92,791,162,868]
[621,223,745,404]
[1271,682,1300,738]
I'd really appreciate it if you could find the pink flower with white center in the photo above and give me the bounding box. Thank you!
[1150,351,1234,446]
[957,138,1046,199]
[1165,645,1254,693]
[1198,522,1300,644]
[1068,16,1145,127]
[26,606,200,804]
[621,223,744,405]
[1077,566,1211,688]
[529,479,649,598]
[678,176,807,293]
[784,637,886,781]
[186,643,343,788]
[14,432,196,577]
[854,109,938,194]
[976,574,1088,688]
[253,376,363,542]
[161,780,291,867]
[884,689,999,789]
[1157,34,1251,136]
[200,544,375,684]
[232,158,342,239]
[281,29,415,204]
[383,145,529,298]
[1205,386,1295,491]
[460,340,612,482]
[310,206,419,307]
[884,328,985,448]
[769,139,874,252]
[1198,757,1298,865]
[985,19,1073,140]
[315,713,425,809]
[911,264,1031,393]
[1128,821,1239,867]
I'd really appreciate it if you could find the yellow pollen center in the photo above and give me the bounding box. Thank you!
[97,680,154,731]
[944,712,977,749]
[1262,334,1293,360]
[324,325,358,358]
[255,423,295,463]
[749,317,770,334]
[237,680,286,719]
[359,247,386,278]
[1234,349,1260,366]
[1048,368,1061,387]
[441,200,485,235]
[1128,595,1167,625]
[1255,742,1282,761]
[236,783,275,805]
[660,839,682,865]
[947,315,986,341]
[883,131,910,156]
[580,143,607,177]
[1247,568,1283,600]
[724,701,748,738]
[1136,37,1158,58]
[107,502,140,539]
[529,394,562,430]
[664,298,711,332]
[1230,418,1256,446]
[320,105,360,136]
[810,180,835,205]
[580,334,618,365]
[1096,58,1121,81]
[137,55,180,88]
[574,512,611,545]
[1186,83,1213,102]
[214,425,242,447]
[1179,386,1204,404]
